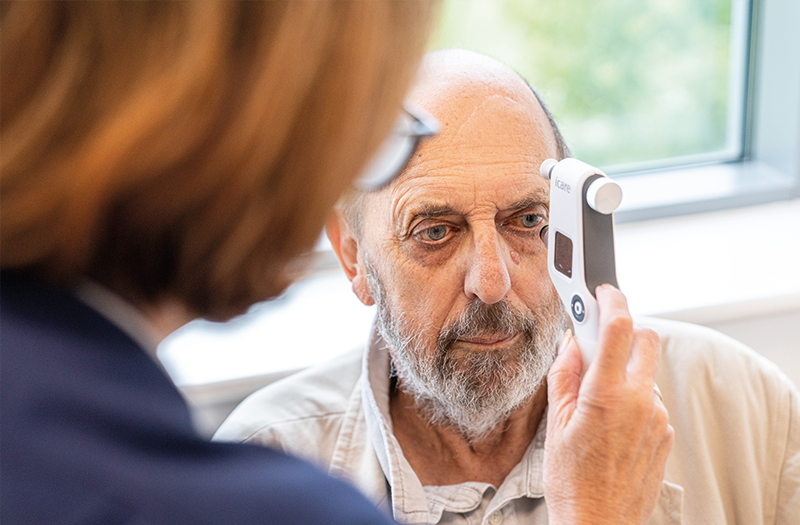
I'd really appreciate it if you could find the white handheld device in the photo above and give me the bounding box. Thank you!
[540,158,622,374]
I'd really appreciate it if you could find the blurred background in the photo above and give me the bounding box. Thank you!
[158,0,800,435]
[435,0,739,171]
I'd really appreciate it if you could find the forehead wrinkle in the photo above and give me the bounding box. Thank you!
[401,152,539,183]
[447,95,554,165]
[398,126,545,185]
[387,146,551,222]
[390,174,472,228]
[454,94,526,137]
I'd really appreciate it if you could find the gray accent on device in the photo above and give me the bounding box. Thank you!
[582,174,620,298]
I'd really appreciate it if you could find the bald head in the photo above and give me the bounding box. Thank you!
[408,49,569,161]
[338,49,569,237]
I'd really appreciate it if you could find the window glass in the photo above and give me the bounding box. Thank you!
[433,0,747,172]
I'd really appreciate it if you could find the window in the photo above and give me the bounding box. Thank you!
[433,0,800,220]
[435,0,744,170]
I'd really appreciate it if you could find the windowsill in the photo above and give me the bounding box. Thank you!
[615,159,798,222]
[158,196,800,387]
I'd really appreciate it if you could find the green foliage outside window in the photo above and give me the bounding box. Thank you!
[433,0,734,169]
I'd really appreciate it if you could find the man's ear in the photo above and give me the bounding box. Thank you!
[326,210,375,306]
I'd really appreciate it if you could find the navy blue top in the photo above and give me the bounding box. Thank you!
[1,273,396,524]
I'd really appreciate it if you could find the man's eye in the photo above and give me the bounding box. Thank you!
[520,214,541,228]
[421,225,449,241]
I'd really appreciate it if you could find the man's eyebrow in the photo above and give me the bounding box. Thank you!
[403,189,550,221]
[408,203,462,219]
[506,189,550,212]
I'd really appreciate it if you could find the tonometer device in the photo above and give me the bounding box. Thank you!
[540,158,623,374]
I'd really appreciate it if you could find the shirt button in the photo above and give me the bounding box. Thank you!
[488,510,503,525]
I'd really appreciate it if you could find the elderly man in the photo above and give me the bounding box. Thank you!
[216,50,800,524]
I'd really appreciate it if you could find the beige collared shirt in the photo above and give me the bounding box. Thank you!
[215,317,800,524]
[357,328,550,524]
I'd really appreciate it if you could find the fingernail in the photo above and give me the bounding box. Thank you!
[558,329,572,355]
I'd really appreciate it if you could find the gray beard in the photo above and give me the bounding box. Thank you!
[366,259,567,444]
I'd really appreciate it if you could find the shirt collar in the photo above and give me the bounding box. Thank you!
[74,281,161,360]
[360,323,548,523]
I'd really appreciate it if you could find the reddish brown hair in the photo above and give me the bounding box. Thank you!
[1,1,436,319]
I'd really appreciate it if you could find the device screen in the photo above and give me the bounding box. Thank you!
[554,231,573,278]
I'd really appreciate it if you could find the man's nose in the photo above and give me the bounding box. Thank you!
[463,230,511,305]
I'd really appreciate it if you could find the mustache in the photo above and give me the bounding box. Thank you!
[436,300,536,352]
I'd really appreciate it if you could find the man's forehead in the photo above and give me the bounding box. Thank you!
[399,50,558,175]
[358,50,558,231]
[434,93,551,152]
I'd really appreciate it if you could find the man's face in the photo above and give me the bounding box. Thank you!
[354,69,567,441]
